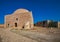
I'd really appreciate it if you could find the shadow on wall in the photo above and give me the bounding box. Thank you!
[0,35,2,42]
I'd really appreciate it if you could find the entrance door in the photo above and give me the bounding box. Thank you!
[8,24,9,27]
[15,23,17,27]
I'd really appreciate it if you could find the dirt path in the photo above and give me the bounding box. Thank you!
[0,28,38,42]
[11,29,60,42]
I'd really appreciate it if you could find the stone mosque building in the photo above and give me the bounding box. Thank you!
[4,8,34,29]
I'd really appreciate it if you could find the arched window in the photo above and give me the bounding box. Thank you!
[16,18,18,21]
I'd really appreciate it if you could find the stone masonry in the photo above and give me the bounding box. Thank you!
[4,8,34,29]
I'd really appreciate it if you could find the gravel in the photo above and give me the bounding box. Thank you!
[0,28,38,42]
[11,29,60,42]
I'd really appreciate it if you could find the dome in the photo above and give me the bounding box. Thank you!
[14,8,29,14]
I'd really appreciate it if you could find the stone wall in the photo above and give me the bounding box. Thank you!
[4,9,34,29]
[0,24,4,28]
[58,22,60,28]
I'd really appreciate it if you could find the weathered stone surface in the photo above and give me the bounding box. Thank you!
[0,24,4,28]
[4,8,34,29]
[58,22,60,28]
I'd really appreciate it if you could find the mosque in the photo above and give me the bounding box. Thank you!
[4,8,34,29]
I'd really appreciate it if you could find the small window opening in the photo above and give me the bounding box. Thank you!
[22,26,24,29]
[16,18,18,21]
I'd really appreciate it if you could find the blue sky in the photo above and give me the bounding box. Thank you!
[0,0,60,24]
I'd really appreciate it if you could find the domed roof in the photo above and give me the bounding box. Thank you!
[14,8,29,14]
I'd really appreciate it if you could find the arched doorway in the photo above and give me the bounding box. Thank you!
[15,23,17,27]
[8,24,9,27]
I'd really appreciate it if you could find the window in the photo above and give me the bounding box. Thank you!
[16,18,18,21]
[22,26,24,29]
